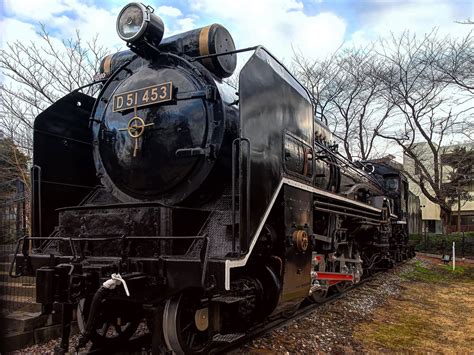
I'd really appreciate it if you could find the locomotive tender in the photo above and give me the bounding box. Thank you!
[11,3,413,353]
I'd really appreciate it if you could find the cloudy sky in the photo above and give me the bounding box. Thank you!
[1,0,473,63]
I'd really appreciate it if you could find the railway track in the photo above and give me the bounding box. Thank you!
[213,272,377,354]
[85,263,406,355]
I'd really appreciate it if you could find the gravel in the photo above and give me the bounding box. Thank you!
[234,258,420,354]
[12,259,420,354]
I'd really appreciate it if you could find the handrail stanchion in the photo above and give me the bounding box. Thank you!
[231,138,239,254]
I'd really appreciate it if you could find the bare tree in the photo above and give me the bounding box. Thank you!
[0,135,28,186]
[293,51,343,128]
[455,18,474,25]
[0,25,109,190]
[434,31,474,142]
[293,47,392,161]
[375,30,473,231]
[328,48,394,161]
[435,31,474,95]
[0,134,29,242]
[441,146,474,232]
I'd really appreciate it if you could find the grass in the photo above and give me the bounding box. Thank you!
[355,259,474,353]
[401,261,445,282]
[358,314,428,350]
[401,260,474,283]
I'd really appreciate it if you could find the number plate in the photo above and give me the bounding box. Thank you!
[113,82,173,112]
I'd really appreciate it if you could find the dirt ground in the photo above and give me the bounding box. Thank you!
[13,256,474,354]
[355,256,474,353]
[236,256,474,354]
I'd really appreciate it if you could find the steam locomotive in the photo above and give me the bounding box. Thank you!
[11,3,414,353]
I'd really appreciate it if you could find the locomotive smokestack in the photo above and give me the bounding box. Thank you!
[116,3,165,51]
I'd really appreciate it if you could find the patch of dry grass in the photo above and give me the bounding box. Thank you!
[354,260,474,353]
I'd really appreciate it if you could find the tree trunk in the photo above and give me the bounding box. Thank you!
[440,206,451,235]
[457,194,462,233]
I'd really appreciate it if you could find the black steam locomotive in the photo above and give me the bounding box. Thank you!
[11,3,414,353]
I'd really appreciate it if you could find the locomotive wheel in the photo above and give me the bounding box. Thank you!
[162,293,212,354]
[334,281,350,293]
[310,289,328,303]
[333,249,350,293]
[310,255,328,303]
[77,298,140,347]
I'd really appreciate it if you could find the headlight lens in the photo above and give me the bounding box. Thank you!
[117,3,146,41]
[116,3,165,48]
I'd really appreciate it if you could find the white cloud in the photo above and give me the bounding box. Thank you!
[348,0,473,47]
[189,0,347,62]
[3,0,127,52]
[4,0,70,22]
[157,5,183,18]
[0,18,42,48]
[1,1,201,52]
[2,0,472,65]
[175,17,197,33]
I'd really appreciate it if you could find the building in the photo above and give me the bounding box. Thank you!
[403,142,474,234]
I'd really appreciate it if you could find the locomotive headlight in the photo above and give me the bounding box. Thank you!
[116,3,164,47]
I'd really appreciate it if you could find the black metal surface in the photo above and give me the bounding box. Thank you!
[19,12,419,354]
[371,162,410,222]
[99,51,136,78]
[159,24,237,78]
[57,204,209,258]
[238,46,313,252]
[36,268,55,304]
[277,185,312,312]
[92,51,238,206]
[56,303,74,354]
[32,91,98,240]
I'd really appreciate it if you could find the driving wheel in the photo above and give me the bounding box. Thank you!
[162,293,212,354]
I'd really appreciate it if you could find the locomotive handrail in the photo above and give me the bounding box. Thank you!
[88,54,137,127]
[31,165,42,240]
[313,206,380,224]
[313,200,381,218]
[314,141,384,193]
[71,79,107,95]
[200,236,213,290]
[10,235,208,273]
[231,138,238,252]
[190,45,259,62]
[56,201,209,211]
[38,228,59,253]
[9,235,28,278]
[231,137,251,254]
[18,235,207,241]
[243,139,251,251]
[191,45,313,103]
